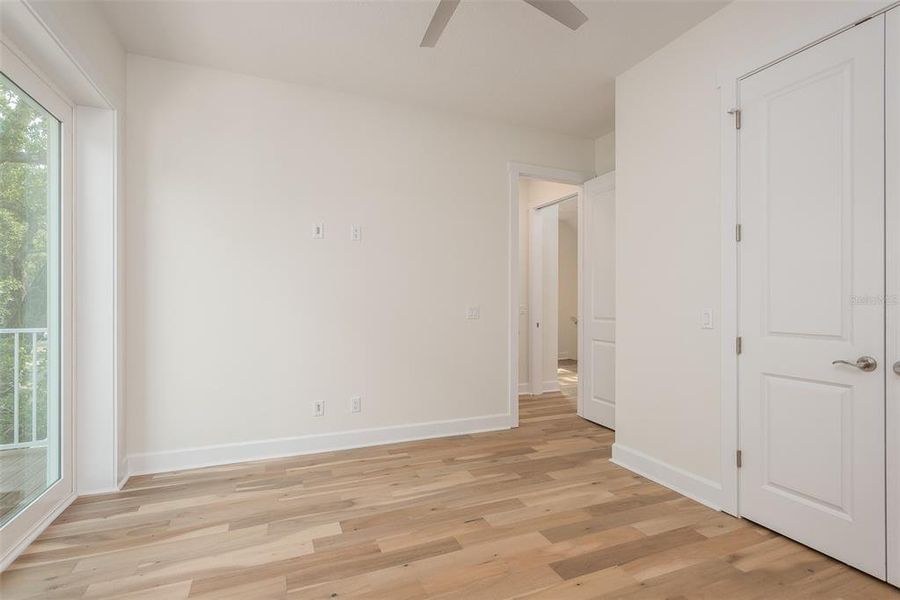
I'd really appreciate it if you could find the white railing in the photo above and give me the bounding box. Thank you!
[0,328,48,451]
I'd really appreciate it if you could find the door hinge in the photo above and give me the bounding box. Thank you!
[736,336,742,355]
[736,450,743,468]
[728,107,742,130]
[735,224,742,242]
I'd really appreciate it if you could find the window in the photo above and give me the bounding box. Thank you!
[0,71,61,526]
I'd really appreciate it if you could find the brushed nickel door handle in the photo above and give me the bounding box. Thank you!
[832,356,878,372]
[893,361,900,375]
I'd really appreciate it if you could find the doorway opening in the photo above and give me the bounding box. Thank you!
[508,163,615,431]
[517,176,580,417]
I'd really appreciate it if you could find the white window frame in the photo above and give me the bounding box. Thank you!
[0,40,75,571]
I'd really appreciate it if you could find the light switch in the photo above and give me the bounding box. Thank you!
[466,306,481,320]
[312,223,325,239]
[351,225,362,241]
[701,308,714,329]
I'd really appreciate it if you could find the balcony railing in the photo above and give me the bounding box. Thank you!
[0,328,49,451]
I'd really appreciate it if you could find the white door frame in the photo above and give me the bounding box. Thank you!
[885,6,899,587]
[529,193,577,396]
[717,2,899,519]
[508,163,593,426]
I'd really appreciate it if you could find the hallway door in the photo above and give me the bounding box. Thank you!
[580,173,615,428]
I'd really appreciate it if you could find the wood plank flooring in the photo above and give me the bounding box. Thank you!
[1,389,897,599]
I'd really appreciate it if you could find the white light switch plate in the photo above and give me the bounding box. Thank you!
[701,308,714,329]
[351,225,362,241]
[466,306,481,320]
[350,396,361,413]
[313,400,325,416]
[312,223,325,239]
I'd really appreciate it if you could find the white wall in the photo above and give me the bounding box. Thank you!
[594,131,615,176]
[126,55,594,468]
[615,0,891,492]
[558,215,578,361]
[517,178,581,392]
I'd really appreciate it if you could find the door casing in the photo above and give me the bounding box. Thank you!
[885,6,900,588]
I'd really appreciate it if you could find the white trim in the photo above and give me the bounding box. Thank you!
[611,443,723,511]
[518,382,530,395]
[508,162,592,425]
[0,492,75,572]
[128,414,514,476]
[886,5,900,588]
[117,461,130,490]
[717,71,740,517]
[542,380,561,393]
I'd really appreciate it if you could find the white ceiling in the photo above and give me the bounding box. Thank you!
[96,0,727,138]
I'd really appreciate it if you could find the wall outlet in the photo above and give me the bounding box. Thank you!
[313,400,325,417]
[351,225,362,241]
[350,396,361,413]
[466,305,481,320]
[312,223,325,239]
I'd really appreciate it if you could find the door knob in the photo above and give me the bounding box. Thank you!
[832,356,878,372]
[893,361,900,375]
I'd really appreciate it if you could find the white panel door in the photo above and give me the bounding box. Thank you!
[738,16,885,578]
[581,173,615,428]
[886,5,900,588]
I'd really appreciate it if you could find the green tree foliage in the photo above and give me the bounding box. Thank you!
[0,75,51,444]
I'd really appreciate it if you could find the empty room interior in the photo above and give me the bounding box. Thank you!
[1,0,900,597]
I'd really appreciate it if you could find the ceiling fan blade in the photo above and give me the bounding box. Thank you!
[420,0,461,47]
[522,0,588,31]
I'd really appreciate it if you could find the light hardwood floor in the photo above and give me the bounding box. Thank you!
[1,391,897,599]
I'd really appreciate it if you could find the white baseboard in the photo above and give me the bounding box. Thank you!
[542,380,560,393]
[518,382,530,395]
[117,462,130,490]
[611,443,722,511]
[0,492,76,572]
[128,413,514,476]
